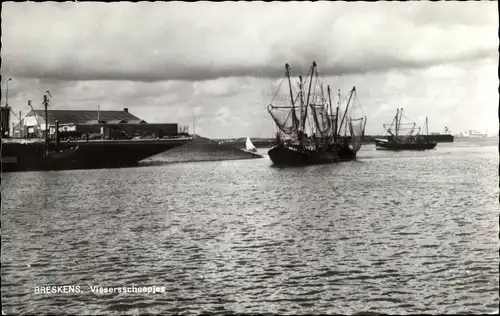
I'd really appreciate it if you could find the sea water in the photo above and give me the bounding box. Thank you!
[1,138,498,314]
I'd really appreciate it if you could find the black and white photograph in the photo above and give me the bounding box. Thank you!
[1,1,498,315]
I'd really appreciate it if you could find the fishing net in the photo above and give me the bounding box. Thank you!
[336,90,355,137]
[348,89,367,151]
[267,70,312,138]
[383,109,423,141]
[337,109,347,136]
[349,116,367,152]
[310,103,332,136]
[334,87,367,151]
[268,103,301,136]
[305,71,328,137]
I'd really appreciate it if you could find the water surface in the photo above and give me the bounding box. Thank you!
[2,139,498,315]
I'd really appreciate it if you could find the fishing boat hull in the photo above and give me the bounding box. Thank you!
[337,147,357,161]
[375,138,437,150]
[268,144,339,166]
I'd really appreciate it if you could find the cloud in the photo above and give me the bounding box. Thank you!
[1,2,497,82]
[213,106,231,127]
[3,57,497,138]
[1,2,497,139]
[193,77,252,98]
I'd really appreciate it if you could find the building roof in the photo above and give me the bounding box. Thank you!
[29,109,145,125]
[127,119,147,124]
[106,119,127,124]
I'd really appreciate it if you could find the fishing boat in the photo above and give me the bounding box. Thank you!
[245,136,257,152]
[374,109,437,150]
[267,61,367,166]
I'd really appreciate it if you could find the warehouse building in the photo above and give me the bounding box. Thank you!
[14,108,180,140]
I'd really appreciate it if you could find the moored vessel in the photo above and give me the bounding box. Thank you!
[375,109,437,150]
[267,61,367,166]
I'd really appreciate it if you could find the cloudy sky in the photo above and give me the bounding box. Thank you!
[1,1,498,138]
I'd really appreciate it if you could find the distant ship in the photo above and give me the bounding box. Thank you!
[460,130,488,138]
[267,61,367,166]
[374,109,437,150]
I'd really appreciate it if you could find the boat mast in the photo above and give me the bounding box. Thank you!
[327,85,334,140]
[335,89,340,141]
[320,82,327,139]
[397,108,404,137]
[310,66,324,138]
[344,112,348,137]
[425,116,429,135]
[285,63,298,138]
[338,87,355,138]
[303,62,316,136]
[394,108,400,137]
[298,75,305,134]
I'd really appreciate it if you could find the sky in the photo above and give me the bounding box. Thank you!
[1,1,498,138]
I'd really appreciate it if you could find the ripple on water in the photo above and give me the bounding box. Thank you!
[1,142,499,314]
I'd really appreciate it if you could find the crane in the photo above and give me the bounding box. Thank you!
[27,100,42,131]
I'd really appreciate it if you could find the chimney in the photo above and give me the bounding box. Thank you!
[123,108,128,113]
